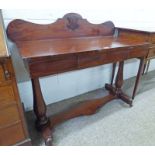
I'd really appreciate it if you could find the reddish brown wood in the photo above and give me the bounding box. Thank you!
[105,61,132,106]
[50,94,116,128]
[31,78,49,129]
[12,36,148,59]
[142,61,147,75]
[111,62,117,85]
[21,39,148,78]
[31,78,52,145]
[111,28,155,99]
[132,58,145,99]
[116,28,155,75]
[42,126,52,146]
[115,61,124,89]
[6,13,150,145]
[7,13,115,42]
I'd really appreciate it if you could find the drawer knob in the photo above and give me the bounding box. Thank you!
[0,60,11,80]
[4,70,11,79]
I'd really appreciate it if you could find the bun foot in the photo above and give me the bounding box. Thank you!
[42,126,53,146]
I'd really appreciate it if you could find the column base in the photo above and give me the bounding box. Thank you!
[105,83,133,107]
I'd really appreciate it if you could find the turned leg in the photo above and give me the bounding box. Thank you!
[115,61,132,106]
[111,62,117,85]
[145,59,150,74]
[142,59,147,75]
[31,78,52,145]
[132,58,145,99]
[115,61,124,90]
[105,61,132,106]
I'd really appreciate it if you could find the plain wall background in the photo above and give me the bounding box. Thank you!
[2,3,155,111]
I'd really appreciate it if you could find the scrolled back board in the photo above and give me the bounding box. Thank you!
[7,13,115,42]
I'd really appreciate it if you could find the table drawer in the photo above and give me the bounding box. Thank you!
[78,50,129,68]
[0,105,20,129]
[148,48,155,58]
[78,51,107,68]
[0,123,25,146]
[0,85,15,108]
[29,54,78,77]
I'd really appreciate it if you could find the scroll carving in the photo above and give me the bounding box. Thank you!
[66,17,79,31]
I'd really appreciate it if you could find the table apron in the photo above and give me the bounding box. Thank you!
[27,48,148,78]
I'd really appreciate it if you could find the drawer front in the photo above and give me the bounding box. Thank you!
[29,54,78,77]
[78,51,107,68]
[0,65,5,82]
[0,85,15,108]
[78,50,130,68]
[0,123,25,146]
[151,34,155,43]
[78,48,148,69]
[148,48,155,58]
[0,105,20,129]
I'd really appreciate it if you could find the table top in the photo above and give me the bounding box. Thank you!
[16,35,150,59]
[117,27,155,34]
[7,13,150,60]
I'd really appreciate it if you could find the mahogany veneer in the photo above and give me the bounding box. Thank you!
[7,13,150,145]
[111,28,155,99]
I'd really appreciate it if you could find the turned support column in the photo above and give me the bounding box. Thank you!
[142,58,147,75]
[111,62,117,85]
[31,78,52,145]
[105,61,132,106]
[132,58,145,99]
[145,59,150,74]
[115,61,124,91]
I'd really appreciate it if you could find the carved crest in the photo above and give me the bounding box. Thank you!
[64,13,82,31]
[66,17,79,30]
